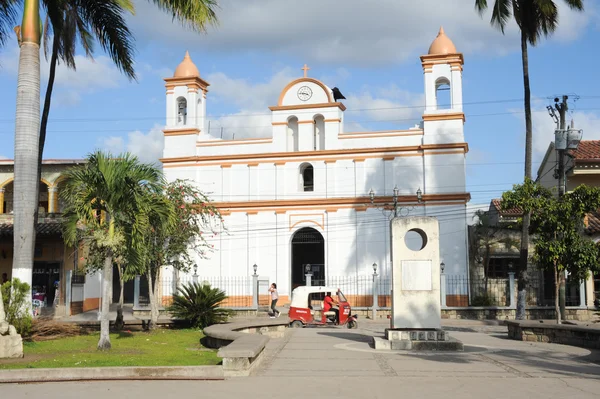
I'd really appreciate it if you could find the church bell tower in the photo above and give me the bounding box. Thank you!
[420,27,465,145]
[162,51,210,158]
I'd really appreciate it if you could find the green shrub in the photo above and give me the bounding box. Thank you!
[1,278,33,337]
[471,293,496,307]
[167,282,233,329]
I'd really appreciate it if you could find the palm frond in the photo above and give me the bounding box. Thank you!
[148,0,219,32]
[78,0,136,80]
[0,0,19,49]
[168,282,232,329]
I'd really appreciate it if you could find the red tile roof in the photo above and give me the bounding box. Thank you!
[491,199,522,217]
[586,210,600,235]
[571,141,600,161]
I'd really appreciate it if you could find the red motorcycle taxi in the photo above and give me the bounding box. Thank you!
[288,286,358,329]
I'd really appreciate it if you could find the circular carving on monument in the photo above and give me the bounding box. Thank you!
[404,228,428,251]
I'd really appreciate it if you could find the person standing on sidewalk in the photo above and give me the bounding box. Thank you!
[269,283,280,318]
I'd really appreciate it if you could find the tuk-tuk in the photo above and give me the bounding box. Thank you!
[288,286,358,329]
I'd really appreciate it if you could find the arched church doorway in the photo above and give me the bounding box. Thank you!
[291,227,325,290]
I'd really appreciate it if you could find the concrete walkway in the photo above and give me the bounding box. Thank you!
[3,320,600,398]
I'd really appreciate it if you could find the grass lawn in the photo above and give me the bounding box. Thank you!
[0,329,220,369]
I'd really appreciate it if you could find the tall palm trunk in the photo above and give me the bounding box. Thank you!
[516,30,533,320]
[13,0,42,312]
[98,217,115,350]
[146,267,160,330]
[98,254,113,349]
[34,34,60,219]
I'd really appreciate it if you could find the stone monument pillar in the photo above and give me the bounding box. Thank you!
[0,286,24,358]
[391,216,441,329]
[373,216,462,351]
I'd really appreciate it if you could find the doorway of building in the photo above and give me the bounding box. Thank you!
[32,262,60,306]
[291,227,325,290]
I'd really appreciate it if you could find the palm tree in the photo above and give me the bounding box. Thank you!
[475,0,584,319]
[1,0,218,315]
[61,150,167,350]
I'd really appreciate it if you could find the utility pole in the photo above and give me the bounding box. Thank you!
[548,95,583,322]
[555,95,568,320]
[556,96,568,197]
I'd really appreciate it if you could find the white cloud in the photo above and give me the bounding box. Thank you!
[202,68,424,139]
[0,45,124,106]
[512,99,600,161]
[0,155,8,160]
[344,85,425,129]
[128,0,594,66]
[99,125,164,165]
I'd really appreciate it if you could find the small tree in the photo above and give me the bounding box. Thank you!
[62,151,168,349]
[138,180,223,329]
[502,180,600,323]
[1,278,33,336]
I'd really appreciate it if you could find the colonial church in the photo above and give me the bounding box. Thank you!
[160,27,470,302]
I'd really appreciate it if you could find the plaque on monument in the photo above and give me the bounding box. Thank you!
[401,260,432,291]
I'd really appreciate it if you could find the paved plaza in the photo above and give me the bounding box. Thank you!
[3,320,600,398]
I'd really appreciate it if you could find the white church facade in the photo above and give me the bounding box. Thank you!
[160,27,471,304]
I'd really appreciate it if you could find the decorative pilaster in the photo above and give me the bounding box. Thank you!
[48,186,57,214]
[0,188,4,214]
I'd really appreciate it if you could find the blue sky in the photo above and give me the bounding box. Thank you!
[0,0,599,216]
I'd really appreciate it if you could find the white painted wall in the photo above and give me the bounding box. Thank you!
[162,56,470,298]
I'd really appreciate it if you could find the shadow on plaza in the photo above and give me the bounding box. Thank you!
[317,331,377,344]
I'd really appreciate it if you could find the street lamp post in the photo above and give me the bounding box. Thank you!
[372,262,378,320]
[252,263,258,309]
[369,187,423,218]
[440,262,447,308]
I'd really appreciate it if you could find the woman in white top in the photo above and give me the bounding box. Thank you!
[268,283,280,318]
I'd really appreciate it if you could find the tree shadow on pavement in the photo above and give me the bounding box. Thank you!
[317,331,375,344]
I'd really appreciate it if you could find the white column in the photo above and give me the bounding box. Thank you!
[221,165,231,201]
[298,120,314,151]
[423,71,436,112]
[248,164,259,201]
[325,161,336,198]
[275,163,286,200]
[187,87,198,127]
[451,67,463,111]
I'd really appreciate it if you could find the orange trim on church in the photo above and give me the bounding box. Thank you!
[269,102,347,112]
[420,53,464,69]
[164,76,210,92]
[277,78,334,105]
[205,193,470,213]
[160,143,469,166]
[340,129,423,139]
[422,113,465,122]
[196,137,272,147]
[163,127,200,136]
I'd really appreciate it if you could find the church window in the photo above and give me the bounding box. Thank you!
[435,78,451,110]
[176,97,187,125]
[300,163,314,192]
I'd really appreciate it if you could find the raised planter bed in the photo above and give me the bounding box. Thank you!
[507,320,600,349]
[203,318,288,376]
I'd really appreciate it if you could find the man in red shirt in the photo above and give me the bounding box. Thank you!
[323,292,338,324]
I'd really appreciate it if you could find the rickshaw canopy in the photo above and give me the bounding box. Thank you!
[290,286,343,309]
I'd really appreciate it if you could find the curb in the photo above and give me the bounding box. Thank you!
[0,365,224,383]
